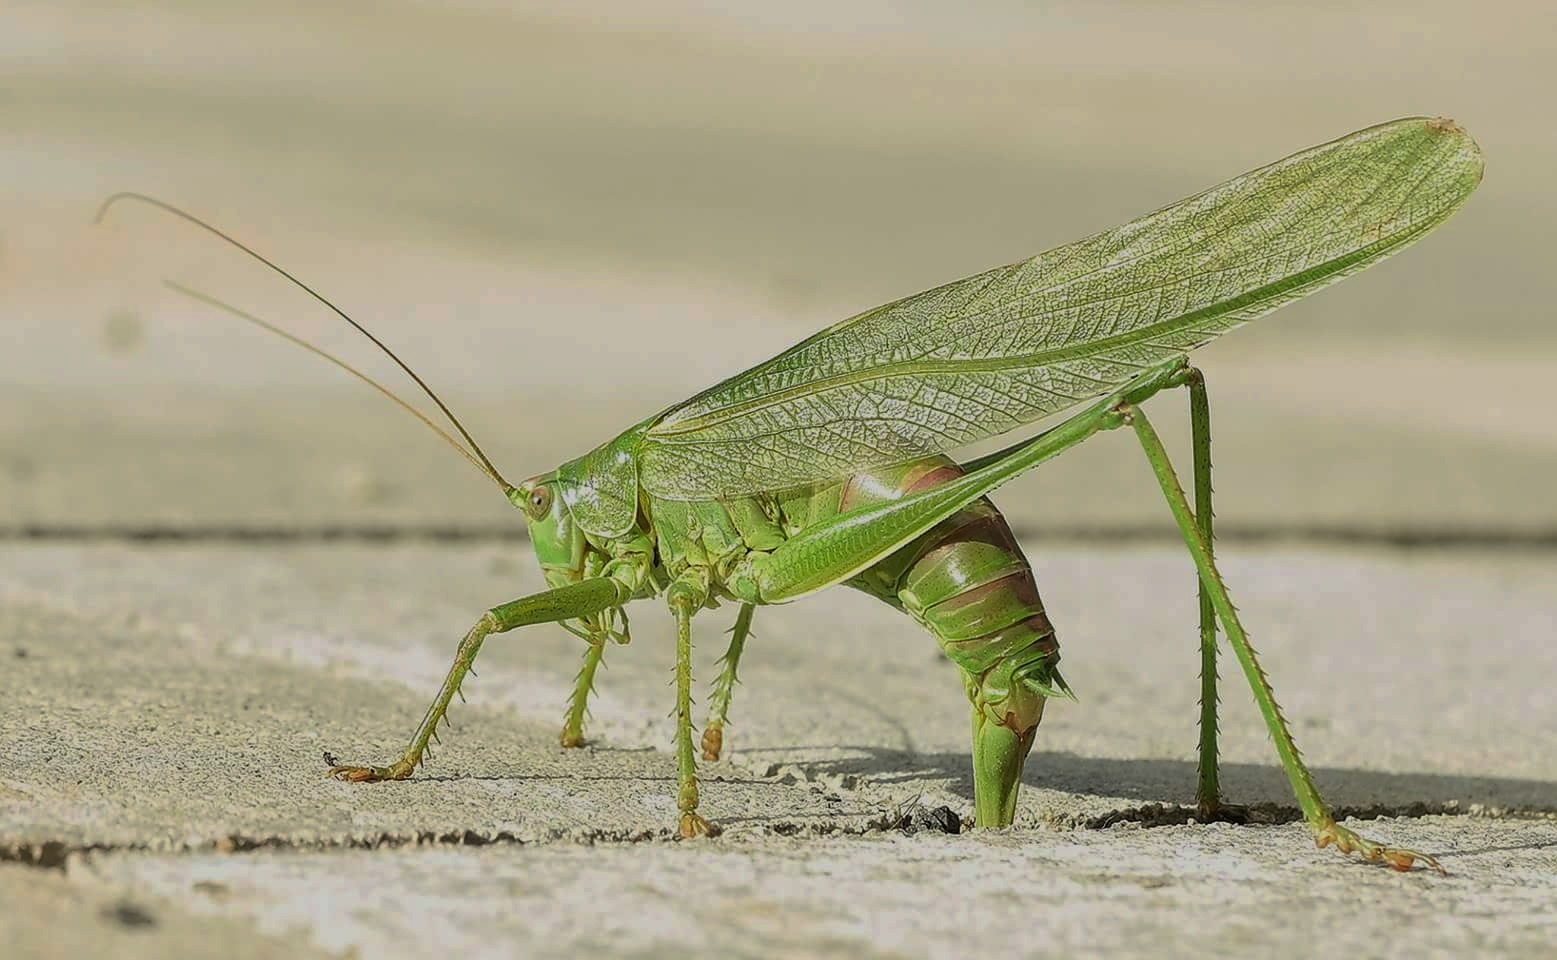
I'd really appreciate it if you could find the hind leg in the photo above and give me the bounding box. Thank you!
[1126,399,1442,874]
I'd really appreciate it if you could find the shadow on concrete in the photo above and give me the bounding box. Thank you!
[730,745,1557,825]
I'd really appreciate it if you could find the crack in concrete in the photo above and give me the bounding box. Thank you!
[1055,799,1488,830]
[0,810,925,873]
[11,796,1542,874]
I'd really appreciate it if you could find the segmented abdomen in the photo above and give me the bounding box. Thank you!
[787,457,1060,732]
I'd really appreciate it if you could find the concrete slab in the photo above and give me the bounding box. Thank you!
[77,826,1557,960]
[0,593,861,855]
[3,541,1553,876]
[3,540,1555,957]
[2,863,332,960]
[4,1,1554,534]
[4,542,1555,844]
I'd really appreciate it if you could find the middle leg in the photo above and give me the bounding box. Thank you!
[669,570,720,838]
[702,602,755,761]
[560,630,608,748]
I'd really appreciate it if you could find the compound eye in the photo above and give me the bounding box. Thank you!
[525,484,553,520]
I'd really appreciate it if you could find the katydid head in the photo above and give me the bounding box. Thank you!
[510,474,588,587]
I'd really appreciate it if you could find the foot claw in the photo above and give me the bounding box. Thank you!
[1314,821,1445,876]
[678,812,721,839]
[700,725,724,762]
[327,761,414,783]
[559,728,586,748]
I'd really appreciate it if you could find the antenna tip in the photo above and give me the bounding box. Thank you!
[92,195,118,225]
[92,191,149,226]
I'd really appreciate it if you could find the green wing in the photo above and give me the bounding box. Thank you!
[639,117,1483,501]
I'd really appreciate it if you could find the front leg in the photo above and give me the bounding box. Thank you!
[668,568,720,838]
[329,576,632,781]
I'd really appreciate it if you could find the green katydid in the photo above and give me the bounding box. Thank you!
[99,116,1483,872]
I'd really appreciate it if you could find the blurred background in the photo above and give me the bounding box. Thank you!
[3,0,1553,536]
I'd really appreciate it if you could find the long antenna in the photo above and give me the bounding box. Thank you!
[165,280,500,487]
[95,192,514,493]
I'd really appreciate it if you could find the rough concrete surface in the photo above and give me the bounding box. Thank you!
[0,863,333,960]
[6,2,1557,957]
[3,543,1555,957]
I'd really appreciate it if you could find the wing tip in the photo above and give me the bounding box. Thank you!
[1395,114,1484,194]
[1427,115,1485,192]
[1426,115,1462,135]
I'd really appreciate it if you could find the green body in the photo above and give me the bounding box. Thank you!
[523,409,1064,823]
[311,117,1481,865]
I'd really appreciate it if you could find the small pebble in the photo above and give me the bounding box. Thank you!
[102,900,157,929]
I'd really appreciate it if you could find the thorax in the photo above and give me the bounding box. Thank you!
[642,494,786,592]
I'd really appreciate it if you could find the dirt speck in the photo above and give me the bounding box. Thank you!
[1,455,37,483]
[102,899,157,929]
[102,310,146,355]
